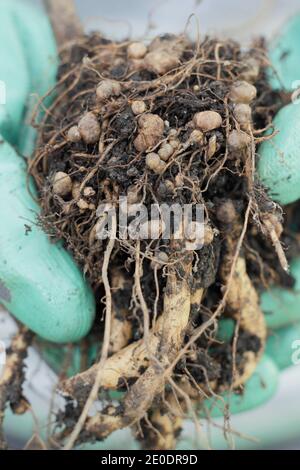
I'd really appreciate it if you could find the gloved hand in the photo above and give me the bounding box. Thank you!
[0,0,299,419]
[0,0,95,343]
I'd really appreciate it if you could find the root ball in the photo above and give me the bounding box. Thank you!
[233,103,252,128]
[158,143,174,161]
[29,31,287,451]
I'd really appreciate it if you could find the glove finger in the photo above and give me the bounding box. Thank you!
[10,0,58,156]
[268,14,300,92]
[0,0,57,151]
[217,309,300,369]
[37,340,98,378]
[0,2,96,343]
[266,322,300,370]
[260,257,300,329]
[258,15,300,205]
[201,354,279,418]
[257,103,300,205]
[0,6,30,144]
[0,137,95,343]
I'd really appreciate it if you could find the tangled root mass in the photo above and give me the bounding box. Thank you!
[14,32,299,449]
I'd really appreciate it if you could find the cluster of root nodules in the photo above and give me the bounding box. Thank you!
[29,34,293,449]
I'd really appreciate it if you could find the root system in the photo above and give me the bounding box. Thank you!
[2,31,299,450]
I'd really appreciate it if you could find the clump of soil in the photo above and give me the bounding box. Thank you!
[24,33,298,449]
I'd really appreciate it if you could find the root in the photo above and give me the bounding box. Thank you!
[26,25,288,450]
[0,327,33,449]
[62,258,199,401]
[137,392,183,450]
[261,214,289,273]
[63,213,117,450]
[61,319,161,402]
[109,270,132,354]
[225,257,267,387]
[60,210,265,446]
[60,253,195,445]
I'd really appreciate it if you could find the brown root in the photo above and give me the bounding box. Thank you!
[109,270,133,354]
[224,257,266,387]
[60,253,194,445]
[62,256,199,402]
[61,320,161,402]
[136,393,183,450]
[261,214,289,273]
[0,327,33,449]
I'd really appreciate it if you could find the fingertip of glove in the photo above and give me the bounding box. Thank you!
[269,15,300,91]
[258,103,300,205]
[201,355,279,418]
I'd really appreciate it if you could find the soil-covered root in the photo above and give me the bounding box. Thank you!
[109,269,133,354]
[59,252,194,445]
[61,264,201,405]
[135,392,183,450]
[223,256,266,388]
[61,323,160,403]
[0,327,33,449]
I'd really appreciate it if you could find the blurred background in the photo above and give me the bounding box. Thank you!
[1,0,300,450]
[35,0,300,43]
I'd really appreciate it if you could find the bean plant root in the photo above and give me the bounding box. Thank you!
[2,30,299,450]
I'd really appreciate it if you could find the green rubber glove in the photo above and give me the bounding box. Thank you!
[258,16,300,331]
[0,0,95,343]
